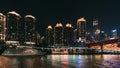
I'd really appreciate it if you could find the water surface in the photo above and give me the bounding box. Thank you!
[0,55,120,68]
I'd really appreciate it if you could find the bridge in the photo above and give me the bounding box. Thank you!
[86,38,120,53]
[86,38,120,47]
[0,38,120,55]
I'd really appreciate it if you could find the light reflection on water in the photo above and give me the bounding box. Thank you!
[0,55,120,68]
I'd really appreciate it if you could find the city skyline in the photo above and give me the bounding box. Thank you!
[0,0,120,35]
[1,1,120,68]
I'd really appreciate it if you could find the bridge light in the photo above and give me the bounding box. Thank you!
[112,29,117,33]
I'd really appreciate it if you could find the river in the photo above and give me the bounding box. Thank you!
[0,55,120,68]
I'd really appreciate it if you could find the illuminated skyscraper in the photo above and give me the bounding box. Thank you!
[24,15,36,45]
[36,32,41,46]
[73,29,78,42]
[54,23,64,46]
[77,17,86,41]
[64,23,73,46]
[93,19,99,32]
[0,13,6,41]
[93,19,101,42]
[6,11,21,43]
[46,25,53,47]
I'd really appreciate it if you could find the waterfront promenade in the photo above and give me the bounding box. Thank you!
[0,46,120,68]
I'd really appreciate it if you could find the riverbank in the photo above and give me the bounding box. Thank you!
[44,48,120,55]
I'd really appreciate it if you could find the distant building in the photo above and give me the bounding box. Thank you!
[73,29,77,42]
[46,25,53,47]
[93,19,101,42]
[6,11,21,45]
[111,29,117,39]
[24,15,36,45]
[100,31,108,41]
[77,17,86,41]
[54,23,64,46]
[64,23,73,46]
[94,29,101,42]
[86,32,92,43]
[0,13,6,41]
[93,19,99,33]
[36,32,41,46]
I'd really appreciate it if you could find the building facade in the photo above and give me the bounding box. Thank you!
[6,11,21,44]
[77,17,86,42]
[24,15,36,45]
[64,23,73,46]
[46,25,53,47]
[0,13,6,41]
[54,23,64,46]
[73,29,78,43]
[93,19,101,42]
[93,19,99,32]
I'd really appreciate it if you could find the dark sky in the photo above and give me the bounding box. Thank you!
[0,0,120,36]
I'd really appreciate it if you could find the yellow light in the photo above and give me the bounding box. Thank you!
[25,15,36,20]
[25,42,36,45]
[0,13,3,16]
[56,23,63,27]
[48,25,52,29]
[9,46,12,48]
[8,11,20,17]
[66,23,73,28]
[77,17,86,22]
[95,29,101,34]
[0,34,2,35]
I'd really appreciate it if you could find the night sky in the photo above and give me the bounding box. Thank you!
[0,0,120,36]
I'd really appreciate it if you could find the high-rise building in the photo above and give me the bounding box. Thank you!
[36,32,41,46]
[77,17,86,41]
[93,19,99,32]
[111,29,117,39]
[73,29,78,42]
[93,19,101,42]
[6,11,21,45]
[0,13,6,41]
[54,23,64,46]
[64,23,73,46]
[86,32,92,43]
[100,31,108,41]
[94,29,101,42]
[46,25,53,47]
[24,15,36,45]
